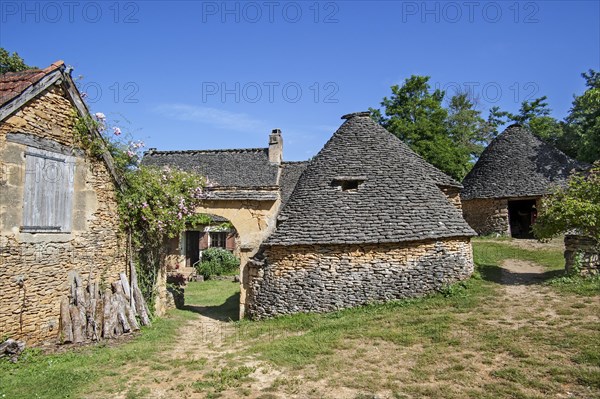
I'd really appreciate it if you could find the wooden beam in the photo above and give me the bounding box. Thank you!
[60,72,124,190]
[6,132,85,157]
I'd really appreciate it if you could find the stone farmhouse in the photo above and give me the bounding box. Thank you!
[142,130,308,317]
[461,124,588,237]
[144,112,476,318]
[0,62,131,344]
[246,112,476,318]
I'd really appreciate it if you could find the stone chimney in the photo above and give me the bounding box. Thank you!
[268,129,283,164]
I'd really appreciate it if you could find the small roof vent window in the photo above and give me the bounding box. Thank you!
[332,176,367,192]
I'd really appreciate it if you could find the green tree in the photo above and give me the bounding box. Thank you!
[371,76,494,180]
[564,70,600,163]
[447,92,496,160]
[533,162,600,243]
[0,48,34,74]
[489,96,564,143]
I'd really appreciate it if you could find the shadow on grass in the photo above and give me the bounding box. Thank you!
[183,292,240,322]
[478,263,564,286]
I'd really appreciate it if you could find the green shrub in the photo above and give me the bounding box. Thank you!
[195,248,240,279]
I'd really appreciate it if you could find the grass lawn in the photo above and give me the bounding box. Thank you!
[1,239,598,399]
[0,308,198,398]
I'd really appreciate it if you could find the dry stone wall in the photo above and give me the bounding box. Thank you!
[441,186,462,210]
[247,238,473,319]
[564,235,599,275]
[0,86,126,345]
[461,198,510,236]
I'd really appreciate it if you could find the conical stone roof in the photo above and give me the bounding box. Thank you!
[265,112,476,246]
[461,125,588,200]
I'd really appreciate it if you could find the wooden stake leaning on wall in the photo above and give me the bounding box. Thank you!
[128,232,151,326]
[58,237,152,344]
[59,297,73,343]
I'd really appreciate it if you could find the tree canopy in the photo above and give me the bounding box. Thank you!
[372,70,598,182]
[488,70,599,164]
[371,76,494,181]
[534,162,600,243]
[564,70,600,163]
[0,48,34,74]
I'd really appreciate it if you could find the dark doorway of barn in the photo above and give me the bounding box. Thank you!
[508,199,537,238]
[185,231,200,267]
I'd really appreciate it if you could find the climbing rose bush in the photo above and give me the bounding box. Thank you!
[75,107,211,308]
[74,112,145,172]
[118,165,211,304]
[118,165,209,240]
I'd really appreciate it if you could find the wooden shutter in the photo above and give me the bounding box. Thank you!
[226,233,236,251]
[22,148,75,233]
[199,232,209,250]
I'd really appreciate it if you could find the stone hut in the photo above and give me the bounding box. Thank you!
[461,124,588,237]
[142,131,307,317]
[246,112,476,319]
[0,62,128,344]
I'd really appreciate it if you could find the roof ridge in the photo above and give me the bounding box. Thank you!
[44,60,65,73]
[1,60,64,77]
[147,147,268,155]
[282,160,309,165]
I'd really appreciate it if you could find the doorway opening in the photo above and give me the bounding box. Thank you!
[508,199,537,238]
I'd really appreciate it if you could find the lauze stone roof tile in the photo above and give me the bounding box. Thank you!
[265,112,475,246]
[461,124,589,200]
[142,148,279,188]
[279,161,309,205]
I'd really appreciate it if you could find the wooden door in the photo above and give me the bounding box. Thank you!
[185,231,200,267]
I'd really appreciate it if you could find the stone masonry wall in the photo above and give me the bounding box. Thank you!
[0,86,126,344]
[194,199,280,319]
[247,238,473,319]
[564,235,599,275]
[462,198,510,236]
[441,186,462,210]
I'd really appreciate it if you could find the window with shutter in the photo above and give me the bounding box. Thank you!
[21,148,75,233]
[209,232,227,249]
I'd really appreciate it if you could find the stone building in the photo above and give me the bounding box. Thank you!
[0,62,127,343]
[246,112,476,319]
[461,124,588,237]
[142,130,308,317]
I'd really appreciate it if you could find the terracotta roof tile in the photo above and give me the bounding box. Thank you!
[0,61,64,109]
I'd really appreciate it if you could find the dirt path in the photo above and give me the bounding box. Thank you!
[109,302,285,399]
[108,249,593,399]
[490,259,564,331]
[122,312,238,398]
[114,259,560,399]
[500,259,547,286]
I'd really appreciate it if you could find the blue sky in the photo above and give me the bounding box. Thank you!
[1,1,598,161]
